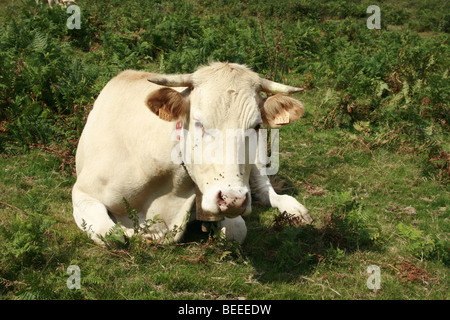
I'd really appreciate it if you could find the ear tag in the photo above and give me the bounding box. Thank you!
[175,120,183,141]
[274,107,290,125]
[158,104,173,121]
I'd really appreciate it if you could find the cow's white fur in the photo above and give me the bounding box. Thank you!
[217,216,247,245]
[72,63,311,245]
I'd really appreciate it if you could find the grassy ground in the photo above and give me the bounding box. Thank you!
[0,106,448,300]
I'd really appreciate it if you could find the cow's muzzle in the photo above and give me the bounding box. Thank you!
[217,190,249,217]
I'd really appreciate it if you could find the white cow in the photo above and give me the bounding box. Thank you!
[72,62,312,245]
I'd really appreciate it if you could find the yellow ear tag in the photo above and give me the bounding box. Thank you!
[158,104,173,121]
[273,107,290,125]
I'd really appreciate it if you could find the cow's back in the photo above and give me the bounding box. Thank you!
[74,70,182,212]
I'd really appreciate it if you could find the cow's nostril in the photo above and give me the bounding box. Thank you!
[217,191,225,203]
[217,190,248,215]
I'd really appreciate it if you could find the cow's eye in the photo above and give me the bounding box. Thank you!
[254,124,262,131]
[194,121,203,129]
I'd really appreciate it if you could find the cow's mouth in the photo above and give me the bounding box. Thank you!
[195,185,249,221]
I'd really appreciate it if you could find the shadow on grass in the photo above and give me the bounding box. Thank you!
[244,216,380,282]
[182,203,383,283]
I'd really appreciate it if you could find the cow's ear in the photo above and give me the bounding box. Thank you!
[146,88,189,121]
[260,94,304,128]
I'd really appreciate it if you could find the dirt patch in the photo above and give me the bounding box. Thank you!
[394,259,439,285]
[304,183,325,197]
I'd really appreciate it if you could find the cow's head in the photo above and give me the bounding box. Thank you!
[146,63,304,219]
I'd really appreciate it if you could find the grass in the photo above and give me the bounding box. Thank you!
[1,110,448,300]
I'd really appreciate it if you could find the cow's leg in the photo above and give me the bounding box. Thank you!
[217,216,247,244]
[72,186,134,245]
[140,193,196,244]
[250,165,312,224]
[140,222,170,243]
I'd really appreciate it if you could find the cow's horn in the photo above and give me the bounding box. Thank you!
[148,73,193,87]
[260,78,304,94]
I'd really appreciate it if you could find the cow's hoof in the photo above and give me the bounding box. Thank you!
[277,195,313,224]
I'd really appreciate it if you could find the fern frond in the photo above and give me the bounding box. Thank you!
[32,31,47,52]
